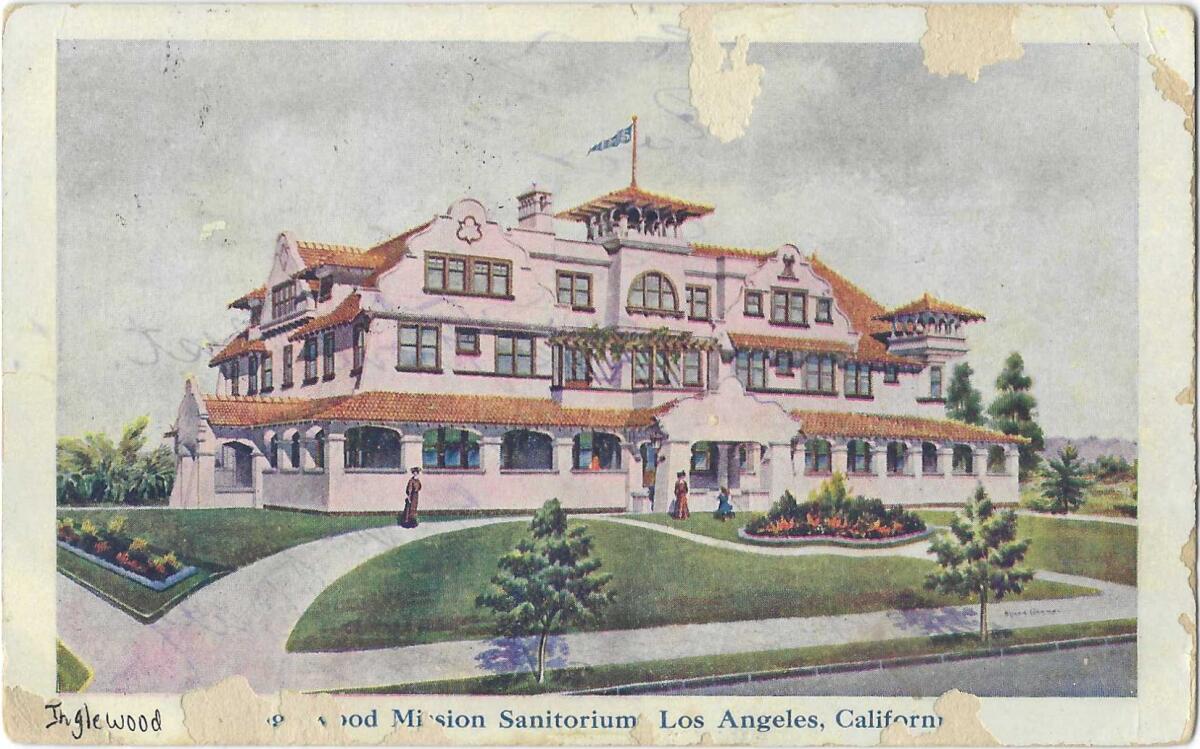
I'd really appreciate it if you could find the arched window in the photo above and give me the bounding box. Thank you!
[573,432,621,470]
[987,446,1007,474]
[952,444,975,474]
[352,324,367,372]
[290,434,302,470]
[268,435,279,469]
[805,439,832,474]
[216,442,254,488]
[345,426,402,470]
[922,442,939,474]
[423,427,481,470]
[886,442,909,474]
[312,430,326,470]
[501,430,553,470]
[847,440,871,474]
[628,271,678,313]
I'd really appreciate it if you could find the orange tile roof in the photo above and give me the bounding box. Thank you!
[208,334,267,367]
[295,241,386,272]
[363,220,434,287]
[793,410,1027,444]
[690,243,775,261]
[728,332,854,355]
[228,285,266,309]
[556,184,715,222]
[808,255,917,367]
[202,391,665,429]
[875,292,986,322]
[288,294,363,341]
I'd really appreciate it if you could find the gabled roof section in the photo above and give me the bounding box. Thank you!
[362,220,434,287]
[875,292,986,322]
[690,243,775,261]
[727,332,854,355]
[793,410,1027,444]
[294,241,386,273]
[808,255,917,367]
[201,391,666,429]
[556,184,715,222]
[208,332,267,367]
[228,286,266,310]
[288,294,363,341]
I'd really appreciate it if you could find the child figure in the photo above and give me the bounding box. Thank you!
[714,485,736,521]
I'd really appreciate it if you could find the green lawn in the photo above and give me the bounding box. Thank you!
[916,510,1136,586]
[56,508,406,620]
[287,518,1094,653]
[1020,479,1137,517]
[56,641,92,692]
[337,618,1137,695]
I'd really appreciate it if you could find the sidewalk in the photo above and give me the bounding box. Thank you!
[59,516,1135,695]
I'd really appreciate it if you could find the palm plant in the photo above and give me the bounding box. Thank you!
[56,416,174,505]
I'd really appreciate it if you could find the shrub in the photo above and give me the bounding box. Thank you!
[746,474,926,540]
[56,416,175,505]
[106,516,127,536]
[1114,502,1137,518]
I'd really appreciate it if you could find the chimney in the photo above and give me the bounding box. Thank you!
[516,184,554,233]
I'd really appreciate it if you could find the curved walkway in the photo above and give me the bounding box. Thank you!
[1015,510,1137,526]
[59,514,1135,694]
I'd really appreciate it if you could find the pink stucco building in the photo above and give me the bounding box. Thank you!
[169,178,1023,513]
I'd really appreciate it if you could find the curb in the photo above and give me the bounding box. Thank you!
[568,633,1137,695]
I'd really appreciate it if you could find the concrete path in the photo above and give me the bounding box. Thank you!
[59,516,1135,694]
[1015,510,1137,526]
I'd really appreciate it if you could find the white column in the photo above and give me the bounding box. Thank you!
[252,452,269,508]
[973,446,989,477]
[869,441,887,477]
[938,444,955,478]
[659,439,691,498]
[481,435,503,474]
[325,432,347,511]
[716,443,731,490]
[555,436,574,474]
[831,439,849,475]
[762,442,794,508]
[194,435,216,509]
[399,433,424,472]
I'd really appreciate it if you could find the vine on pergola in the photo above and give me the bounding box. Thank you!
[547,325,717,364]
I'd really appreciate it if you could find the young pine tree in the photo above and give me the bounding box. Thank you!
[476,499,613,683]
[1040,444,1092,514]
[945,362,985,425]
[925,486,1033,641]
[987,352,1045,478]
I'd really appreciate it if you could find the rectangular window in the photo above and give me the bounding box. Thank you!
[633,350,651,386]
[686,285,711,320]
[271,282,297,319]
[682,350,703,387]
[805,355,836,394]
[322,331,335,379]
[425,253,512,298]
[282,344,294,387]
[770,289,808,325]
[261,353,273,391]
[653,351,673,386]
[556,271,593,309]
[455,328,480,355]
[303,338,318,383]
[930,366,944,399]
[736,351,768,390]
[884,364,899,384]
[844,362,872,397]
[744,291,763,317]
[691,443,715,473]
[562,348,589,384]
[228,360,240,396]
[775,351,793,376]
[496,334,534,376]
[247,354,259,395]
[815,298,833,323]
[398,324,440,371]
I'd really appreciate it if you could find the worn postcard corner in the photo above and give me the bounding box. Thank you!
[2,2,1196,746]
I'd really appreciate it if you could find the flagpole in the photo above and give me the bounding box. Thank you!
[630,115,638,187]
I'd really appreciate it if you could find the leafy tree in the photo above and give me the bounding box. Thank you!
[987,352,1045,478]
[946,362,985,425]
[476,499,613,683]
[1039,444,1092,514]
[925,486,1033,641]
[57,416,175,505]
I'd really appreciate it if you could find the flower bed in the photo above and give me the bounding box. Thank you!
[57,516,197,590]
[743,474,927,542]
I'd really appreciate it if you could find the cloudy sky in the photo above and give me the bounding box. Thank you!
[57,39,1138,440]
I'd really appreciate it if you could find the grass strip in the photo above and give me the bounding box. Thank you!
[337,618,1136,695]
[56,641,93,692]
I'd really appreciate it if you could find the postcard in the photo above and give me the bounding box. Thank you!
[2,3,1196,745]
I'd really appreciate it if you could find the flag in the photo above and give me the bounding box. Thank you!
[588,123,633,155]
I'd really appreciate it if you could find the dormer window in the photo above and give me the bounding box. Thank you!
[770,288,807,326]
[628,271,679,315]
[425,253,511,298]
[271,281,298,319]
[815,298,833,324]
